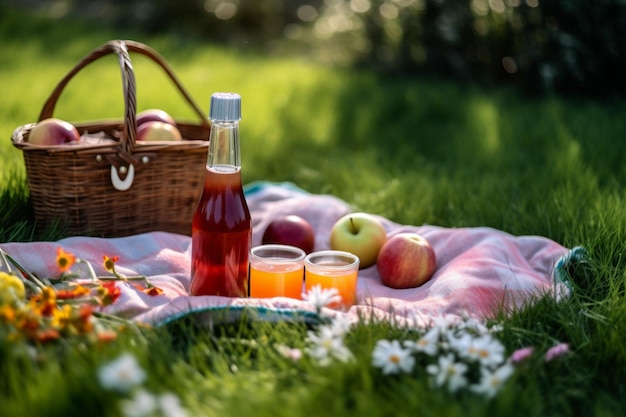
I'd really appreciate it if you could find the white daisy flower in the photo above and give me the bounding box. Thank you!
[302,285,342,313]
[426,353,468,393]
[403,326,440,356]
[468,335,506,367]
[488,323,505,334]
[451,333,506,368]
[372,339,415,375]
[98,353,146,393]
[447,332,474,356]
[329,314,353,337]
[457,317,490,335]
[305,325,353,366]
[470,363,515,398]
[158,392,189,417]
[429,314,460,333]
[119,389,156,417]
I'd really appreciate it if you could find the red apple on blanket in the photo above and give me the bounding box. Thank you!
[136,121,182,142]
[262,215,315,254]
[377,232,436,289]
[28,118,80,145]
[136,109,177,127]
[329,212,387,268]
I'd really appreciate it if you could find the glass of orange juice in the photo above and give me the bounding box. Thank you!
[249,244,306,299]
[304,250,360,310]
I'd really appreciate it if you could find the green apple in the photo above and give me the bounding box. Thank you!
[329,212,387,269]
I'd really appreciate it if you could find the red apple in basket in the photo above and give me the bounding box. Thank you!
[28,118,80,145]
[136,109,177,127]
[262,215,315,254]
[136,121,182,142]
[329,212,387,269]
[377,232,436,289]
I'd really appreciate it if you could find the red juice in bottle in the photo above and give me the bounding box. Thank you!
[190,165,251,297]
[189,92,251,297]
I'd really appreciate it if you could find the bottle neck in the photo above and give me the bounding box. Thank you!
[207,120,241,168]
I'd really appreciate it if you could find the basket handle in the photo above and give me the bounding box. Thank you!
[37,39,210,154]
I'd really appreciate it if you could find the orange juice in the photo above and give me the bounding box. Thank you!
[249,244,306,299]
[249,266,304,299]
[304,250,360,310]
[304,268,358,309]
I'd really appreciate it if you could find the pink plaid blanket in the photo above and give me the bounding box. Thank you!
[0,182,576,326]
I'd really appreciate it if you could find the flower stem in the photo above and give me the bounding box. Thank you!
[97,275,150,286]
[0,249,48,289]
[78,259,99,282]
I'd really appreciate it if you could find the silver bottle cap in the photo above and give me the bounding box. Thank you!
[209,92,241,122]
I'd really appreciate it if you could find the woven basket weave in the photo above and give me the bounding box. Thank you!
[11,40,211,238]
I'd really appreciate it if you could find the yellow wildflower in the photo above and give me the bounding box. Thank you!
[0,272,25,306]
[56,247,76,273]
[103,255,119,273]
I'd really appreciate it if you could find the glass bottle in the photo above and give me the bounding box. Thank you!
[190,92,251,297]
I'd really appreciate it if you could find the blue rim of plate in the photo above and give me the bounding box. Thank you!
[154,304,323,327]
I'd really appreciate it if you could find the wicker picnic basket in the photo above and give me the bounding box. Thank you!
[11,40,211,238]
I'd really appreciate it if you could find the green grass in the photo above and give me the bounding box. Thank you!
[1,8,626,417]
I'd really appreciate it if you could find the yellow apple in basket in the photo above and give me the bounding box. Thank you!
[28,118,80,145]
[136,121,182,142]
[329,212,387,269]
[377,232,436,289]
[136,108,177,127]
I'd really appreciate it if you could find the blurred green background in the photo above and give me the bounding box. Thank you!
[5,0,626,99]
